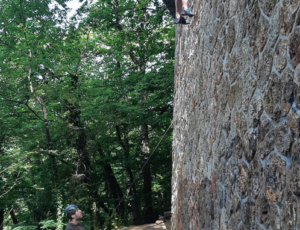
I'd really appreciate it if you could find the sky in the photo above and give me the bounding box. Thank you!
[66,0,83,19]
[50,0,90,20]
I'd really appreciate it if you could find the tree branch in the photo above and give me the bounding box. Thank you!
[75,27,91,74]
[0,99,43,121]
[116,125,126,152]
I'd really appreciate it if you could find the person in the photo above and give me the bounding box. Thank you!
[64,204,85,230]
[174,0,195,25]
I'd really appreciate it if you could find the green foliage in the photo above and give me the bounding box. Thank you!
[0,0,174,228]
[12,226,36,230]
[40,220,62,229]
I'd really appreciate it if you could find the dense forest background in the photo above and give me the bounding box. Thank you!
[0,0,175,229]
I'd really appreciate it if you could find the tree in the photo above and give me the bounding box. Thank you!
[83,0,174,224]
[0,0,174,228]
[0,0,69,227]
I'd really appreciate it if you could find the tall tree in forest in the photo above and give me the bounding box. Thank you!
[0,0,69,226]
[0,0,174,228]
[83,0,174,224]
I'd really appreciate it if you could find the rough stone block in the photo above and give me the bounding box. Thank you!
[243,131,256,162]
[289,142,300,196]
[257,46,273,92]
[256,15,269,52]
[249,155,264,198]
[228,216,237,230]
[248,91,264,129]
[248,2,261,47]
[237,162,249,198]
[172,0,300,229]
[236,9,248,45]
[241,73,257,113]
[273,39,288,73]
[289,26,300,69]
[287,108,300,138]
[220,207,228,230]
[259,0,279,17]
[257,112,274,143]
[280,0,299,35]
[263,72,282,122]
[265,153,287,203]
[226,18,236,53]
[274,121,292,155]
[255,192,269,226]
[229,79,242,110]
[281,190,298,229]
[241,198,255,229]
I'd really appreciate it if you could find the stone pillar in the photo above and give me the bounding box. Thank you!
[172,0,300,229]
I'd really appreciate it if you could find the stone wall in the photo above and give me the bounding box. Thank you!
[172,0,300,229]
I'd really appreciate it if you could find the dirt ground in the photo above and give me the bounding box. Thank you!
[118,220,171,230]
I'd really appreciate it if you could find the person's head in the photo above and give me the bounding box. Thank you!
[64,204,83,221]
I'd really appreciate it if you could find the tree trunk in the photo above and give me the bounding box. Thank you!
[95,192,109,214]
[9,210,18,224]
[162,0,176,18]
[0,209,3,230]
[28,71,58,183]
[116,126,141,225]
[66,100,91,176]
[141,124,155,223]
[41,104,58,183]
[66,74,96,229]
[92,202,97,230]
[20,0,58,183]
[97,143,124,215]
